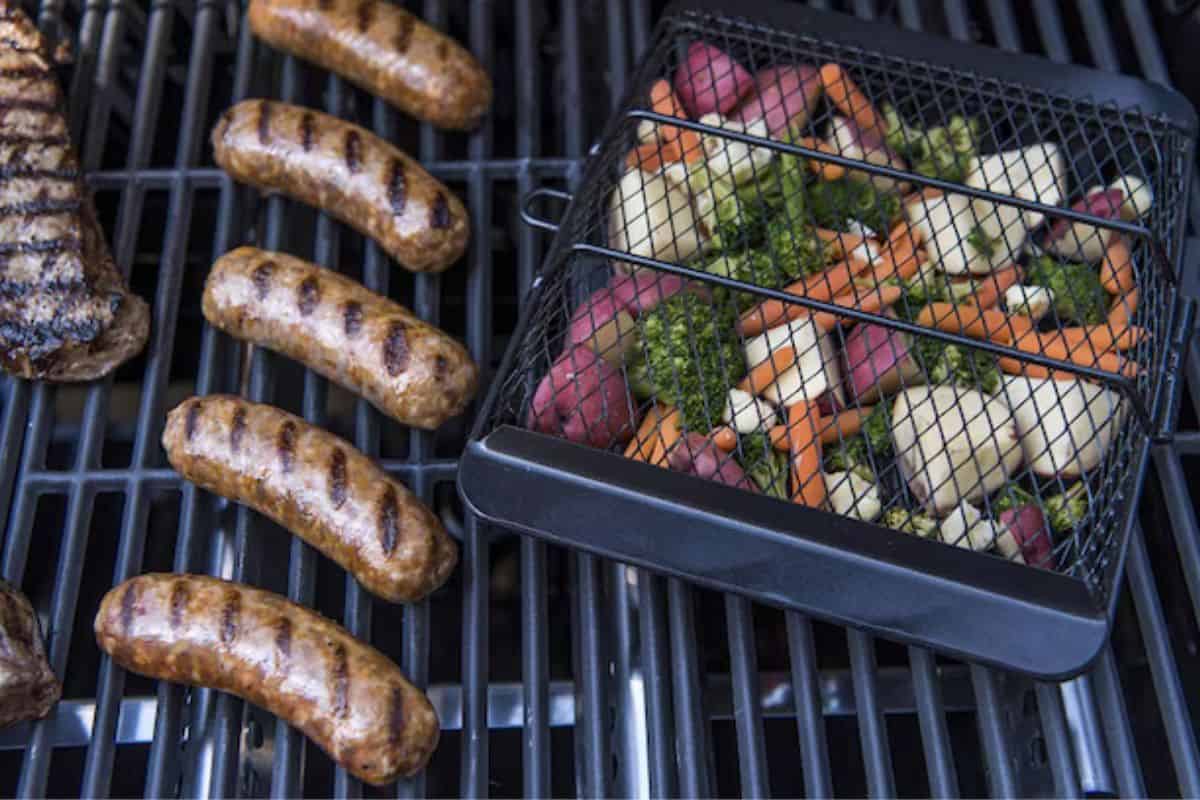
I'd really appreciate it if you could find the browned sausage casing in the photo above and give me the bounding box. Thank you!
[95,574,439,784]
[163,396,457,602]
[248,0,491,131]
[204,247,477,431]
[212,100,468,273]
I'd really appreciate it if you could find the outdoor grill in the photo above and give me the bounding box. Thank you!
[0,0,1198,797]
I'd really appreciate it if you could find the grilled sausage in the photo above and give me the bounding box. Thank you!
[163,396,457,602]
[95,574,439,783]
[203,247,477,430]
[0,580,61,728]
[248,0,491,130]
[211,100,468,273]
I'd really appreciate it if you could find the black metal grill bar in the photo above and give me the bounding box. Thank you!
[846,631,895,798]
[725,595,768,798]
[907,648,959,797]
[968,665,1019,798]
[638,573,677,798]
[1091,648,1148,797]
[667,578,711,798]
[1035,684,1081,799]
[784,613,833,797]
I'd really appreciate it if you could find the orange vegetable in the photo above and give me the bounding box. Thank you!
[1011,331,1141,376]
[831,283,904,319]
[771,407,876,451]
[711,425,738,453]
[795,136,846,181]
[916,302,1032,344]
[1100,235,1135,295]
[625,403,669,461]
[1108,288,1139,330]
[739,258,871,336]
[739,347,797,395]
[1056,325,1147,353]
[788,401,826,507]
[998,352,1136,380]
[964,265,1022,310]
[819,63,885,138]
[625,139,682,172]
[647,406,682,468]
[997,357,1080,383]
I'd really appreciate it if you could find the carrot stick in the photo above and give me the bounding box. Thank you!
[813,229,868,261]
[789,400,826,507]
[888,220,922,249]
[625,403,667,461]
[997,356,1080,382]
[710,425,738,452]
[679,129,704,163]
[1100,235,1135,295]
[1011,332,1141,376]
[648,79,686,142]
[647,406,681,468]
[964,265,1022,310]
[739,258,870,336]
[625,139,681,171]
[769,424,791,451]
[831,283,904,318]
[770,406,875,452]
[916,302,1032,344]
[1056,325,1147,353]
[795,136,847,181]
[819,63,886,138]
[869,243,920,282]
[1108,288,1139,330]
[739,347,797,395]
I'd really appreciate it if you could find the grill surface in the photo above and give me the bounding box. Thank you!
[0,0,1198,797]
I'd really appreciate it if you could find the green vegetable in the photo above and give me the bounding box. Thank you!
[805,178,901,234]
[824,404,892,479]
[1044,483,1087,535]
[916,341,1001,394]
[966,225,999,258]
[882,506,938,537]
[1026,256,1107,325]
[766,218,826,279]
[882,106,980,183]
[993,482,1037,516]
[633,292,746,430]
[739,432,790,500]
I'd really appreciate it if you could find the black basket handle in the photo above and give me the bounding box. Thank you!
[520,187,573,233]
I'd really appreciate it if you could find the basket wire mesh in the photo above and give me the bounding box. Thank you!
[486,3,1195,608]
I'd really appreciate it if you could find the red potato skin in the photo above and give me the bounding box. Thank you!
[607,272,690,316]
[247,0,491,130]
[734,65,822,137]
[1047,188,1124,242]
[843,321,921,404]
[527,347,638,449]
[668,432,759,491]
[674,42,753,118]
[999,505,1053,569]
[567,290,622,346]
[95,574,439,785]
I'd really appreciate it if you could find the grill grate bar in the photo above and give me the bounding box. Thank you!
[784,614,833,798]
[907,648,960,798]
[1151,446,1200,625]
[1126,524,1200,796]
[847,631,896,798]
[968,665,1019,798]
[984,0,1020,51]
[725,595,769,798]
[667,578,711,798]
[637,573,677,798]
[570,553,609,797]
[1035,684,1082,799]
[1091,648,1148,797]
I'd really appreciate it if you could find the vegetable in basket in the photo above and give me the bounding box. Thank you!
[1024,255,1108,326]
[881,106,979,183]
[806,177,901,234]
[527,346,638,449]
[1045,482,1089,536]
[668,431,758,490]
[881,506,939,538]
[992,483,1054,567]
[1003,375,1122,479]
[824,401,891,479]
[738,431,790,499]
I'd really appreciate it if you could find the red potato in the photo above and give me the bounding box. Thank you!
[733,65,822,138]
[674,42,753,118]
[527,346,638,448]
[667,432,759,491]
[566,289,638,365]
[998,505,1053,568]
[608,271,690,316]
[816,390,843,418]
[1045,188,1125,263]
[843,321,923,404]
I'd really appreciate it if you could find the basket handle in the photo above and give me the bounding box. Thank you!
[521,187,573,233]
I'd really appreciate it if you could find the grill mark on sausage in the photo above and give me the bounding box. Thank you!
[430,193,451,230]
[277,421,297,474]
[230,406,247,453]
[392,12,415,53]
[257,100,272,146]
[389,686,405,743]
[119,579,140,635]
[300,112,315,153]
[0,67,54,79]
[220,589,241,645]
[356,0,375,32]
[0,98,57,113]
[184,400,202,441]
[251,261,274,300]
[0,238,81,255]
[0,198,80,217]
[344,130,362,174]
[383,322,409,376]
[0,133,68,146]
[0,166,77,180]
[332,643,349,718]
[343,301,363,337]
[378,485,400,556]
[297,275,320,316]
[387,159,406,216]
[169,580,189,629]
[329,448,348,509]
[274,616,292,662]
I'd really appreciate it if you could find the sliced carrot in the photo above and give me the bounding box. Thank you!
[625,139,682,172]
[829,283,904,319]
[1100,235,1135,295]
[819,63,886,138]
[739,258,871,336]
[795,136,847,181]
[998,356,1080,382]
[903,187,943,206]
[771,407,875,451]
[916,302,1032,345]
[1056,325,1147,353]
[648,79,685,142]
[869,242,918,282]
[1108,288,1139,330]
[711,425,738,453]
[739,347,797,395]
[964,265,1022,310]
[814,229,868,261]
[679,128,704,163]
[647,406,682,468]
[788,400,826,507]
[769,424,791,451]
[888,220,922,249]
[625,403,668,461]
[1011,331,1140,376]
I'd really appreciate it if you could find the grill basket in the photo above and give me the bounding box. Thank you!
[460,0,1198,677]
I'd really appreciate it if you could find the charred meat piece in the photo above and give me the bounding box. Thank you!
[0,580,60,728]
[0,5,148,381]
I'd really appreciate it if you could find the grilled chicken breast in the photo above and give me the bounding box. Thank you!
[0,4,148,381]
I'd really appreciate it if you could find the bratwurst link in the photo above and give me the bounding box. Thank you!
[162,396,457,603]
[211,101,468,273]
[95,574,440,784]
[203,247,477,430]
[248,0,492,130]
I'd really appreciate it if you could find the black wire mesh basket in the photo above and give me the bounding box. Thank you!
[460,0,1198,677]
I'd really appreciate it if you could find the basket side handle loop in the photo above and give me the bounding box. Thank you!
[521,187,574,233]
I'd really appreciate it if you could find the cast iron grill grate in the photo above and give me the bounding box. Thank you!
[0,0,1198,797]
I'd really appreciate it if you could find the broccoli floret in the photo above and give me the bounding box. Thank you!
[805,178,901,234]
[637,293,746,430]
[860,402,893,457]
[992,482,1037,515]
[883,106,980,183]
[1044,483,1087,535]
[882,506,939,537]
[1026,256,1108,326]
[765,218,827,279]
[710,187,772,251]
[824,404,892,478]
[739,432,790,500]
[919,342,1001,394]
